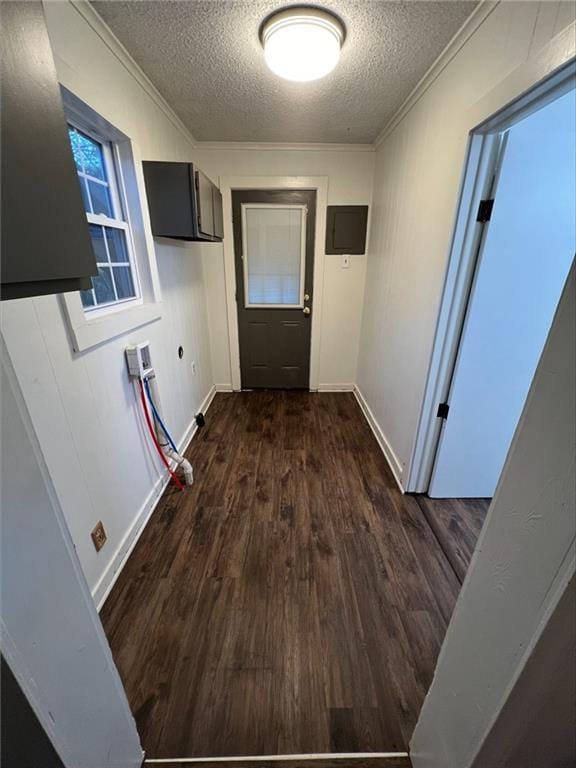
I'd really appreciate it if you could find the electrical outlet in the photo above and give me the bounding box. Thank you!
[91,521,107,552]
[191,361,197,375]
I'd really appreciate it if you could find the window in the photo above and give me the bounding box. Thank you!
[60,87,162,352]
[67,125,140,311]
[242,204,306,307]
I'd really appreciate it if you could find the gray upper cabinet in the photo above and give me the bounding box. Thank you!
[196,170,215,239]
[325,205,369,255]
[1,1,97,301]
[142,161,223,243]
[212,186,224,240]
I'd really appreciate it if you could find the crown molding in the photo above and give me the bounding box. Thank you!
[68,0,197,148]
[69,0,498,155]
[373,0,500,148]
[194,141,375,152]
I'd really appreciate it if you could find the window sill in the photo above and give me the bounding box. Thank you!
[61,293,162,352]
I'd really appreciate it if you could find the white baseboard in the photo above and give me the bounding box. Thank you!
[316,383,355,392]
[353,385,405,493]
[214,383,233,392]
[93,385,216,610]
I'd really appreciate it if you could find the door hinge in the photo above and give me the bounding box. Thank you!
[476,198,495,223]
[437,402,450,419]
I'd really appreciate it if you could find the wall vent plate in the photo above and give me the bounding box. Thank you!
[91,521,107,552]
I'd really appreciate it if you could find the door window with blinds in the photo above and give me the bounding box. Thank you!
[241,204,306,307]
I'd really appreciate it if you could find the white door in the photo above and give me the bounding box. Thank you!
[429,88,576,498]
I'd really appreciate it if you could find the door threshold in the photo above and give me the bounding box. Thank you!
[144,753,410,764]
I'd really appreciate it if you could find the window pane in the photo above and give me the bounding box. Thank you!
[113,266,136,300]
[105,227,128,262]
[89,224,108,262]
[67,124,140,312]
[68,127,85,174]
[88,180,113,217]
[76,129,106,181]
[93,266,115,304]
[244,207,303,305]
[80,288,95,308]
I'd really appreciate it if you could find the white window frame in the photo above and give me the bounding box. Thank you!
[241,203,307,309]
[59,88,162,352]
[67,121,143,315]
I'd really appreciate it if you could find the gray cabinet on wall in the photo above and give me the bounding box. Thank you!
[142,162,223,242]
[1,1,97,301]
[325,205,369,255]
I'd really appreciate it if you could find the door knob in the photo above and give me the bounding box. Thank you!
[303,306,311,315]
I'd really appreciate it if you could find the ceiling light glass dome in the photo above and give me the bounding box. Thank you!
[261,7,345,82]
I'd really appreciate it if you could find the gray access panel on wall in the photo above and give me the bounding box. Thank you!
[325,205,369,255]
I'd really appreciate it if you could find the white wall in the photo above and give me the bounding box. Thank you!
[1,347,142,768]
[0,0,214,603]
[357,1,576,489]
[411,262,575,767]
[194,146,375,389]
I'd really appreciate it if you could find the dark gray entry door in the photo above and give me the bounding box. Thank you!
[233,189,316,389]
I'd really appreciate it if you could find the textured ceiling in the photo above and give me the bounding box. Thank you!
[92,0,477,144]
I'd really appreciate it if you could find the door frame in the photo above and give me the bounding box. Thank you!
[406,35,576,493]
[218,175,328,391]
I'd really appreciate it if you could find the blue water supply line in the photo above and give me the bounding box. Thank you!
[143,377,178,453]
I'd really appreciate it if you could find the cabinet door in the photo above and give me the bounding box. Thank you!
[143,162,194,238]
[212,185,224,240]
[196,171,215,239]
[1,1,97,299]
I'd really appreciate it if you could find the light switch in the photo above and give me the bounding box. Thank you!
[342,255,350,269]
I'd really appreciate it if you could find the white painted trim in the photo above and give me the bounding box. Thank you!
[61,297,163,353]
[69,0,196,147]
[317,383,355,392]
[373,1,498,147]
[405,133,501,493]
[214,383,234,392]
[353,386,405,493]
[144,753,409,764]
[405,33,576,492]
[219,176,329,392]
[93,385,217,609]
[196,142,375,153]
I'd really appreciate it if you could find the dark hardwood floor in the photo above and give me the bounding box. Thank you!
[101,392,461,759]
[415,496,489,584]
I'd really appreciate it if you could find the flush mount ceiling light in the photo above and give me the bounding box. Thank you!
[261,7,345,82]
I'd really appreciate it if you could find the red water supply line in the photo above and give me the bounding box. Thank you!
[138,378,184,492]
